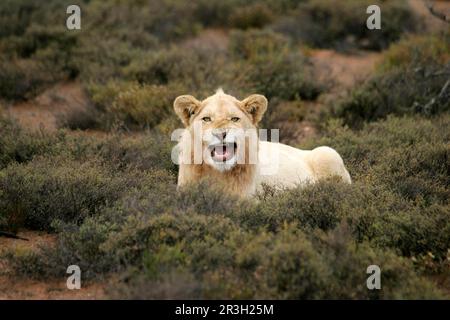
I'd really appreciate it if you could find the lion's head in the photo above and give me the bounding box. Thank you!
[174,89,267,172]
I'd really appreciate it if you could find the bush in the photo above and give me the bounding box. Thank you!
[108,83,178,129]
[7,128,449,297]
[228,3,274,29]
[229,30,323,100]
[263,98,307,124]
[108,227,443,299]
[5,168,176,278]
[192,0,301,29]
[229,29,290,60]
[273,0,420,51]
[377,33,450,73]
[0,58,55,100]
[302,115,450,184]
[86,81,184,130]
[0,112,178,171]
[0,116,63,169]
[192,0,236,27]
[0,20,78,100]
[71,36,147,84]
[0,157,127,231]
[124,45,227,97]
[301,116,450,259]
[335,64,450,128]
[56,106,101,130]
[124,30,323,102]
[0,0,39,38]
[4,115,449,298]
[331,28,449,129]
[94,133,178,174]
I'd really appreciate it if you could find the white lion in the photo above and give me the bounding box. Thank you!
[174,89,351,197]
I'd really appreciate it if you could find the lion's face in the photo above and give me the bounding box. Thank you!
[174,90,267,172]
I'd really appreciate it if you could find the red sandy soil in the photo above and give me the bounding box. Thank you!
[310,49,382,92]
[182,28,229,51]
[409,0,450,32]
[0,231,106,300]
[5,81,94,132]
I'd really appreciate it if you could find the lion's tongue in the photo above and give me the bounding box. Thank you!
[213,146,230,161]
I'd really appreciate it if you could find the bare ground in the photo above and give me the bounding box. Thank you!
[0,231,106,300]
[310,49,382,92]
[5,81,93,132]
[408,0,450,32]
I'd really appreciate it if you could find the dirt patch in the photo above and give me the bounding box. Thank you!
[409,0,450,32]
[182,28,229,51]
[6,82,92,132]
[0,230,106,300]
[310,49,382,91]
[290,49,383,143]
[0,277,105,300]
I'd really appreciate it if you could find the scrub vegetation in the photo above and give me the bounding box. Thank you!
[0,0,449,299]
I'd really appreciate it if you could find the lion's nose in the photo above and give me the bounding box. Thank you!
[213,131,227,140]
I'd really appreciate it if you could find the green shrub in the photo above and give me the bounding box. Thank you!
[335,65,450,128]
[300,116,450,259]
[302,115,450,186]
[273,0,420,51]
[373,142,449,204]
[193,0,236,27]
[0,111,178,170]
[94,133,177,174]
[76,0,198,43]
[6,215,120,279]
[0,0,66,39]
[377,33,450,73]
[0,0,38,38]
[71,36,146,84]
[0,57,55,100]
[228,3,274,29]
[85,80,185,130]
[3,99,449,299]
[229,30,323,100]
[229,29,290,60]
[312,225,443,299]
[124,45,227,97]
[56,108,100,130]
[124,30,323,102]
[262,99,307,125]
[0,157,127,231]
[85,80,131,112]
[108,83,179,130]
[9,170,448,298]
[192,0,302,29]
[107,226,443,299]
[0,116,64,169]
[331,27,449,129]
[0,15,79,100]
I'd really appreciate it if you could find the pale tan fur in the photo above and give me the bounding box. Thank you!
[174,90,351,197]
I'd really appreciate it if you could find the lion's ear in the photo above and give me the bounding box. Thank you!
[174,95,202,127]
[241,94,268,125]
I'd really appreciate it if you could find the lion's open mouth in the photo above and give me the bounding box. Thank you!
[210,142,237,162]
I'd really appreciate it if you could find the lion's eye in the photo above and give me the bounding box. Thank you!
[231,117,240,122]
[202,117,211,122]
